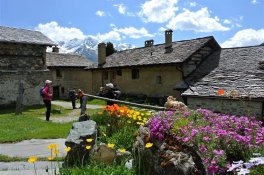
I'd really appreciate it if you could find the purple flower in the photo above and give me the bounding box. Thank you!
[213,149,225,156]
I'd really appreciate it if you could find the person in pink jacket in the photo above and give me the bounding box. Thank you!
[42,80,53,121]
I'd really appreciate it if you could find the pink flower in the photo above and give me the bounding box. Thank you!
[213,149,225,156]
[199,144,207,153]
[183,137,190,143]
[203,136,211,141]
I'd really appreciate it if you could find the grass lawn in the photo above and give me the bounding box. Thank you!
[0,105,73,143]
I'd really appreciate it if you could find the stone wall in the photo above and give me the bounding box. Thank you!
[89,65,182,99]
[0,70,51,106]
[0,42,51,106]
[0,43,47,70]
[187,97,263,119]
[49,68,92,99]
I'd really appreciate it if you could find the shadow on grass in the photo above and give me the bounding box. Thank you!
[0,105,44,115]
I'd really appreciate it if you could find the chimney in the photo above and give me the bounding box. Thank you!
[165,29,173,48]
[98,42,106,65]
[52,46,59,53]
[145,39,154,47]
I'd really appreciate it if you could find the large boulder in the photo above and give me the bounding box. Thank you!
[64,120,97,167]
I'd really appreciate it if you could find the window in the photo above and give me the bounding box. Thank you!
[103,71,108,80]
[61,87,65,95]
[132,68,139,79]
[156,76,162,84]
[56,69,62,78]
[117,69,122,76]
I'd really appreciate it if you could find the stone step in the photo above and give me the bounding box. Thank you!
[0,161,62,175]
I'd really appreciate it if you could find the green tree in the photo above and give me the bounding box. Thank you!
[106,42,117,56]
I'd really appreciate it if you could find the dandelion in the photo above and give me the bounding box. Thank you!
[28,156,38,163]
[86,145,91,150]
[65,147,71,152]
[48,156,55,161]
[145,142,153,148]
[86,138,93,143]
[120,148,126,153]
[47,143,59,150]
[28,156,38,175]
[107,143,115,148]
[53,149,59,155]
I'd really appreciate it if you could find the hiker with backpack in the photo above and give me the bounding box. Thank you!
[41,80,53,121]
[69,89,77,109]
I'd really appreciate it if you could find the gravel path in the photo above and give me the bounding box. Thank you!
[40,100,103,123]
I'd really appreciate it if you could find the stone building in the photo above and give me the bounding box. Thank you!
[0,26,55,106]
[85,30,220,102]
[181,46,264,120]
[46,51,93,99]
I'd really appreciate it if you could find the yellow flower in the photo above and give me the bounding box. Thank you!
[107,143,115,148]
[28,156,38,163]
[48,156,55,161]
[86,138,93,143]
[136,122,144,125]
[65,147,71,152]
[120,148,126,153]
[53,149,59,155]
[48,144,59,150]
[86,145,91,150]
[145,142,153,148]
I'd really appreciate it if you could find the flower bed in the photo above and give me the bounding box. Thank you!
[147,109,264,174]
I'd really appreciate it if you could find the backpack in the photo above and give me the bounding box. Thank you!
[40,87,45,97]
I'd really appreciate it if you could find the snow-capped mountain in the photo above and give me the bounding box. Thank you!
[57,37,135,62]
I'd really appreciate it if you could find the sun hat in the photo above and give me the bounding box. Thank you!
[45,80,52,84]
[106,83,114,88]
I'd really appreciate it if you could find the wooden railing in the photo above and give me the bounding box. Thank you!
[84,94,166,111]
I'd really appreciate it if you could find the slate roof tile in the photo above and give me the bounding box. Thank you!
[46,52,93,68]
[0,26,55,46]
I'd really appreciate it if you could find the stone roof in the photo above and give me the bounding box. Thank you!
[46,52,93,68]
[0,26,55,46]
[182,46,264,100]
[86,36,215,69]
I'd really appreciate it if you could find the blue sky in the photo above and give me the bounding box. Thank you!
[0,0,264,48]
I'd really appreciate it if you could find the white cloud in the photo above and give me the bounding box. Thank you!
[251,0,258,4]
[95,31,122,41]
[35,21,86,42]
[166,7,230,32]
[158,27,167,32]
[221,28,264,48]
[95,10,106,17]
[139,0,179,23]
[114,4,135,16]
[190,2,197,7]
[114,27,154,39]
[114,4,126,14]
[223,19,232,24]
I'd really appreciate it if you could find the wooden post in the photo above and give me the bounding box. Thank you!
[84,94,166,111]
[15,82,24,115]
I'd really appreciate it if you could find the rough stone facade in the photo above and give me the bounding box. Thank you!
[0,43,51,106]
[187,97,263,119]
[0,43,47,70]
